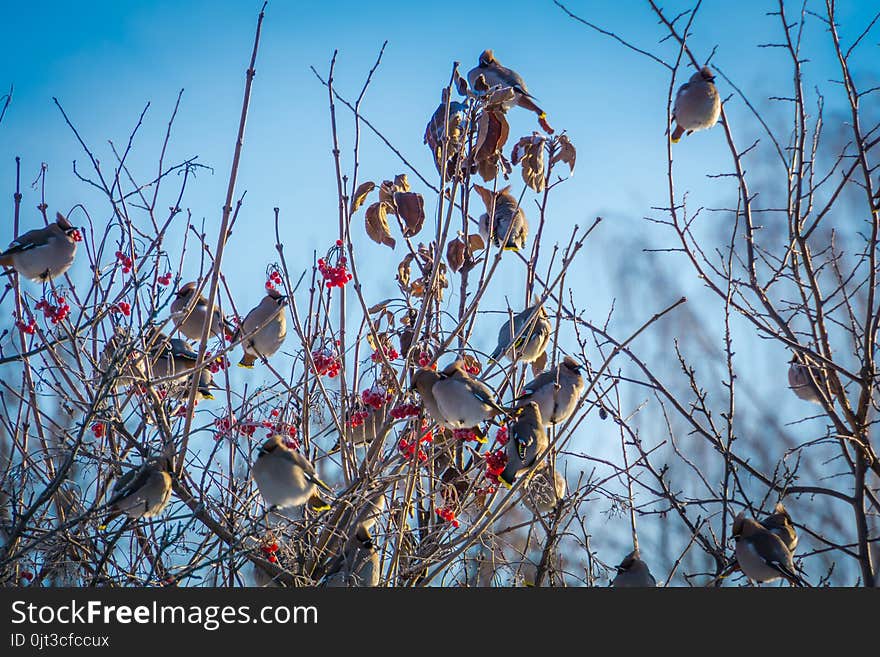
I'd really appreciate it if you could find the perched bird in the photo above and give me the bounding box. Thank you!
[788,354,828,404]
[431,360,508,430]
[252,434,331,511]
[611,550,657,587]
[490,304,552,364]
[338,403,390,449]
[467,49,553,133]
[499,402,548,488]
[101,459,172,527]
[515,356,585,426]
[352,488,386,546]
[476,185,529,252]
[671,66,721,143]
[324,537,381,588]
[410,367,450,427]
[521,466,566,515]
[424,89,467,176]
[0,212,81,282]
[236,289,288,368]
[149,333,217,401]
[733,512,805,586]
[762,502,798,553]
[96,326,146,390]
[170,281,234,341]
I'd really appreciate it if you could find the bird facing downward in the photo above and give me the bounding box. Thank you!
[170,281,234,341]
[475,185,529,252]
[671,66,721,143]
[467,49,553,134]
[490,304,552,364]
[236,288,288,368]
[733,512,805,586]
[252,434,331,511]
[499,402,548,488]
[0,212,82,282]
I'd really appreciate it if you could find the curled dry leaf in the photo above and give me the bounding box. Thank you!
[468,234,485,251]
[397,253,414,292]
[531,351,548,377]
[367,299,392,315]
[550,134,576,174]
[473,109,510,182]
[394,192,426,237]
[394,174,410,193]
[446,238,465,273]
[350,181,376,214]
[365,202,395,249]
[511,134,546,193]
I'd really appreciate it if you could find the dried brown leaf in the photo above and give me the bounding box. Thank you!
[512,135,546,192]
[446,238,465,273]
[468,234,485,251]
[394,173,410,193]
[394,192,426,237]
[397,253,414,293]
[365,202,395,249]
[531,351,548,377]
[350,181,376,214]
[367,299,392,314]
[550,134,576,174]
[379,181,395,206]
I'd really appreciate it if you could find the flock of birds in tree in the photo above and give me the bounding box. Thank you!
[2,49,821,586]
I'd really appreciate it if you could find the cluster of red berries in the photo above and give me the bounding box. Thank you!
[361,386,392,410]
[157,272,172,286]
[265,269,283,291]
[484,448,508,483]
[115,250,134,274]
[398,427,433,462]
[464,359,481,375]
[69,229,83,243]
[417,350,434,368]
[318,241,352,289]
[15,315,37,335]
[435,506,460,528]
[370,345,399,363]
[36,293,71,324]
[261,541,280,563]
[348,410,370,428]
[91,422,106,438]
[475,485,498,496]
[495,426,509,446]
[312,349,341,377]
[205,352,230,373]
[453,428,484,443]
[390,402,421,420]
[113,301,131,316]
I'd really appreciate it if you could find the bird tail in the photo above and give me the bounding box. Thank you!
[489,345,504,362]
[308,493,331,513]
[671,124,686,143]
[238,354,256,368]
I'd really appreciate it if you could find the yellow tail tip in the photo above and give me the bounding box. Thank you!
[98,524,107,531]
[671,135,681,144]
[502,246,520,252]
[202,393,215,400]
[310,503,331,512]
[237,362,254,369]
[499,479,513,490]
[538,112,547,119]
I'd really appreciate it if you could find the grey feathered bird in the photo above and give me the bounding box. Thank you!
[761,503,798,553]
[733,512,805,586]
[611,550,657,587]
[252,434,331,511]
[788,354,828,404]
[0,212,81,282]
[499,402,548,488]
[324,537,381,588]
[490,304,551,364]
[410,367,449,427]
[476,185,529,252]
[424,89,468,176]
[432,360,508,430]
[516,356,585,426]
[101,459,172,527]
[236,288,288,368]
[170,281,234,341]
[467,49,553,133]
[521,466,566,515]
[150,332,217,401]
[671,66,721,143]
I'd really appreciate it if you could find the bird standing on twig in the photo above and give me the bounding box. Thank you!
[671,66,720,143]
[515,356,585,426]
[101,458,172,528]
[252,434,331,511]
[236,288,288,368]
[611,550,657,587]
[490,303,552,364]
[0,212,81,282]
[171,281,235,341]
[733,512,806,586]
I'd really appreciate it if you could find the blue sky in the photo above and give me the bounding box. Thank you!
[2,1,878,582]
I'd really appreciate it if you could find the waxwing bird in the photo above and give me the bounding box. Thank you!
[101,459,172,526]
[762,502,798,553]
[516,356,585,426]
[521,466,566,515]
[424,89,468,176]
[410,367,451,428]
[476,185,529,252]
[252,434,331,511]
[236,289,288,368]
[351,488,386,546]
[324,537,381,587]
[788,354,829,404]
[467,49,553,134]
[432,360,509,430]
[149,333,217,401]
[671,66,721,143]
[490,304,551,364]
[0,212,81,282]
[611,550,657,587]
[499,402,548,488]
[170,281,234,341]
[733,512,806,586]
[96,325,146,390]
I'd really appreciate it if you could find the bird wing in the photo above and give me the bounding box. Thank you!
[109,465,152,505]
[467,380,507,415]
[752,533,805,585]
[2,227,51,255]
[517,371,555,398]
[290,450,332,493]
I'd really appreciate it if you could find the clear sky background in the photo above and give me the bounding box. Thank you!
[1,1,878,583]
